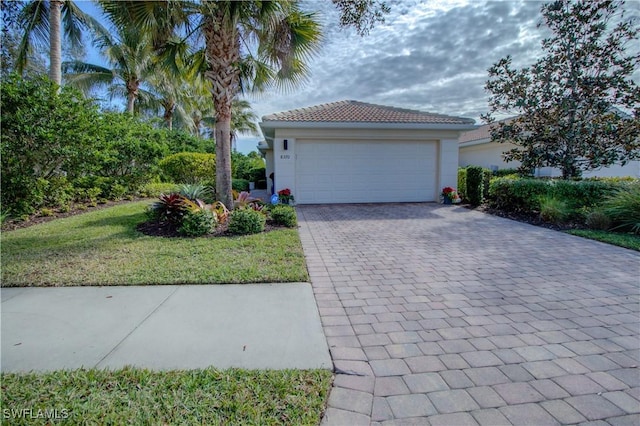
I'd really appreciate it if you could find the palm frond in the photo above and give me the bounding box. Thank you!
[16,0,49,74]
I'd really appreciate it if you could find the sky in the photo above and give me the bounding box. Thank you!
[76,0,640,154]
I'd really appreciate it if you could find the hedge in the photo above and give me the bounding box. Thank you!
[159,152,216,185]
[487,177,626,213]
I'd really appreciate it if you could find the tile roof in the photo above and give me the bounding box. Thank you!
[459,117,517,143]
[262,100,475,125]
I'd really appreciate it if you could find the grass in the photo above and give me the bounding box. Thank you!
[0,368,332,425]
[1,201,309,287]
[566,229,640,251]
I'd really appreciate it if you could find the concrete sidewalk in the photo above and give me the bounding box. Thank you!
[1,283,332,372]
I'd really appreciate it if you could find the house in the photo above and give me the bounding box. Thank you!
[258,100,475,204]
[459,120,640,178]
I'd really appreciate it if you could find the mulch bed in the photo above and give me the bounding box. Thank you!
[136,219,286,238]
[467,204,587,232]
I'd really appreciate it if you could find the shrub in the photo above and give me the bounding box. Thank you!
[139,182,179,198]
[493,168,521,177]
[150,193,189,224]
[270,205,297,228]
[488,178,549,211]
[177,183,213,202]
[457,168,467,202]
[232,179,250,192]
[1,75,99,215]
[550,180,619,211]
[466,166,484,206]
[42,176,74,209]
[539,196,570,223]
[248,167,266,183]
[159,152,216,184]
[179,210,218,237]
[228,208,266,235]
[602,183,640,234]
[585,209,612,230]
[482,168,492,200]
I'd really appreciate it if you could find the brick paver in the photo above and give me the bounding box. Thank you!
[297,204,640,425]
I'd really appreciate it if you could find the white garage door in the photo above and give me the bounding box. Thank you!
[295,140,437,204]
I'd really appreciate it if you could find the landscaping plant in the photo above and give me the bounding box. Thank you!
[538,195,571,224]
[228,208,266,235]
[601,183,640,234]
[179,209,218,237]
[270,205,298,228]
[466,166,484,206]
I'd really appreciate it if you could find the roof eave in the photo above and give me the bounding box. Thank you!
[260,120,477,132]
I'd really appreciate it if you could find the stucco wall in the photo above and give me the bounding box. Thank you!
[459,140,640,178]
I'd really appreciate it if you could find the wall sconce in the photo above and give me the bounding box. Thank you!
[283,139,288,150]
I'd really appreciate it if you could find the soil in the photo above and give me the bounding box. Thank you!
[467,204,588,232]
[136,219,287,238]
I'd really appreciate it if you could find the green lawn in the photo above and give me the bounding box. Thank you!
[0,368,332,425]
[1,201,309,286]
[565,229,640,251]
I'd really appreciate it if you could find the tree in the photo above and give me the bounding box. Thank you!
[484,0,640,179]
[16,0,106,86]
[63,25,157,114]
[103,0,388,208]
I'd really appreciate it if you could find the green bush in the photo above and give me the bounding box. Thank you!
[228,208,266,235]
[482,168,492,201]
[1,75,99,215]
[232,179,250,192]
[179,210,218,237]
[488,178,550,212]
[177,183,213,202]
[139,182,179,198]
[457,168,467,202]
[270,205,297,228]
[550,180,619,211]
[0,75,173,216]
[42,176,74,209]
[539,196,571,223]
[466,166,484,206]
[602,183,640,234]
[585,209,612,230]
[493,168,521,177]
[159,152,216,184]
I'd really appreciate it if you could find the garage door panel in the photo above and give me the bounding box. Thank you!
[296,140,436,204]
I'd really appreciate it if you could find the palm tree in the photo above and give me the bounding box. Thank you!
[16,0,106,86]
[230,99,259,151]
[63,25,156,114]
[101,0,322,208]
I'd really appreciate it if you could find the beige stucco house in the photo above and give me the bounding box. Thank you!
[258,100,475,204]
[459,121,640,178]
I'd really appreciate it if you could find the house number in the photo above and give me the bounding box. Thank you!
[280,154,291,160]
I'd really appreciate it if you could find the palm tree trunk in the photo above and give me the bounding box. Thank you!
[203,12,240,208]
[49,0,63,87]
[126,80,139,114]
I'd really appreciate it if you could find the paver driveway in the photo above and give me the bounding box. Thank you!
[297,204,640,426]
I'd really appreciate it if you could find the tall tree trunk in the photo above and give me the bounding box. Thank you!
[163,102,174,131]
[126,80,139,114]
[203,11,240,209]
[49,0,63,87]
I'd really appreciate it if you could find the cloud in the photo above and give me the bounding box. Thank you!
[247,0,549,129]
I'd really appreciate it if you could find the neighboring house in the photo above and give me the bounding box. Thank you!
[258,100,475,204]
[458,120,640,178]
